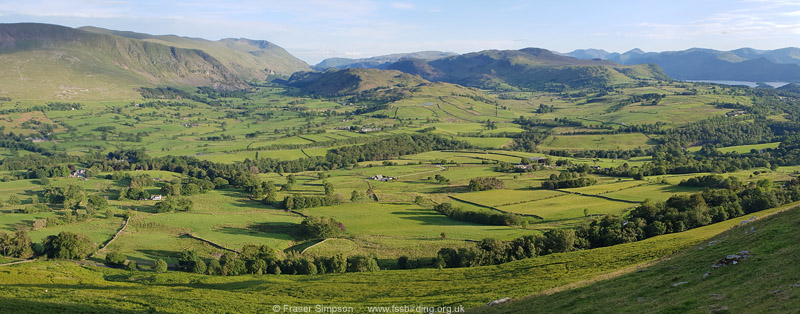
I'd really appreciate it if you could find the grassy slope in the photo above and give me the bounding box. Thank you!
[78,26,311,78]
[0,202,794,313]
[476,205,800,313]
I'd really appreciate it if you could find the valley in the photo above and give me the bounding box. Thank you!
[0,22,799,313]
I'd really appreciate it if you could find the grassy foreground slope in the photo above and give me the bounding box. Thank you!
[477,205,800,313]
[0,203,795,313]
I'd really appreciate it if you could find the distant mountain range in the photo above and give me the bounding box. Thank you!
[384,48,668,90]
[565,48,800,82]
[313,51,457,70]
[0,23,310,99]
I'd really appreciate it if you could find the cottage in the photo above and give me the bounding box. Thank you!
[150,195,163,201]
[69,169,87,178]
[371,174,396,182]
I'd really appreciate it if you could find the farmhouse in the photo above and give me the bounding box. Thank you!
[69,169,87,178]
[372,174,396,182]
[726,110,746,117]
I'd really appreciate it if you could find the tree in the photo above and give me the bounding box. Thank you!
[7,195,21,205]
[350,190,362,202]
[414,196,424,205]
[88,194,108,211]
[323,181,335,196]
[125,260,139,271]
[154,259,168,273]
[41,231,95,260]
[105,251,127,267]
[347,255,379,272]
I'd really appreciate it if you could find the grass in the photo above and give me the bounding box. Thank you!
[0,201,793,313]
[477,203,800,313]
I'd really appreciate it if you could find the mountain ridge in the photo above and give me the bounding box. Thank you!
[566,47,800,82]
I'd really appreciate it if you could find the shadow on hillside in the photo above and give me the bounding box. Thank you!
[137,249,180,261]
[216,222,299,240]
[0,296,147,314]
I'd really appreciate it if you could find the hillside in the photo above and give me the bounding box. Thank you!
[0,23,252,99]
[386,48,668,90]
[476,206,800,313]
[79,26,311,79]
[286,68,429,96]
[0,23,310,100]
[567,47,800,83]
[314,51,457,70]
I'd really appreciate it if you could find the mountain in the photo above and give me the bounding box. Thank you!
[0,23,308,99]
[314,51,458,70]
[385,48,668,90]
[566,47,800,83]
[79,26,310,79]
[286,68,429,97]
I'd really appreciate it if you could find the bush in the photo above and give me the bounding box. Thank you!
[299,216,345,239]
[468,177,505,191]
[125,260,139,271]
[105,251,126,267]
[41,231,95,260]
[154,259,168,273]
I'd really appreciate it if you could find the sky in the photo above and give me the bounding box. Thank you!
[1,0,799,64]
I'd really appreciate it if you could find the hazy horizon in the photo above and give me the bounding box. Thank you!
[1,0,799,64]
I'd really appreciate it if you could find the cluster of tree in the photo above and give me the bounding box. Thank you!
[433,203,524,227]
[118,187,151,201]
[541,172,597,189]
[160,177,218,197]
[433,231,574,268]
[468,177,505,191]
[324,133,470,166]
[581,179,799,248]
[510,130,550,152]
[41,231,96,260]
[178,245,379,276]
[0,230,34,258]
[42,184,86,209]
[679,175,742,189]
[154,197,194,213]
[512,116,584,129]
[299,216,346,239]
[283,194,341,210]
[535,104,555,113]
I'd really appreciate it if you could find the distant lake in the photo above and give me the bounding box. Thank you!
[685,80,789,88]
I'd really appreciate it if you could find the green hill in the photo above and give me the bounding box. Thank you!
[286,68,429,97]
[79,26,311,79]
[386,48,668,90]
[476,205,800,313]
[0,23,309,100]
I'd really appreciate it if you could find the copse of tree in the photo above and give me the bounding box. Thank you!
[468,177,505,191]
[155,196,193,213]
[433,203,524,226]
[87,194,108,211]
[42,184,86,209]
[324,133,470,166]
[679,174,742,189]
[105,251,127,267]
[283,194,341,210]
[299,216,345,239]
[41,231,95,260]
[541,172,597,189]
[0,229,33,258]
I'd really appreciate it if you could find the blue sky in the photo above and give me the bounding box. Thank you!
[1,0,799,64]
